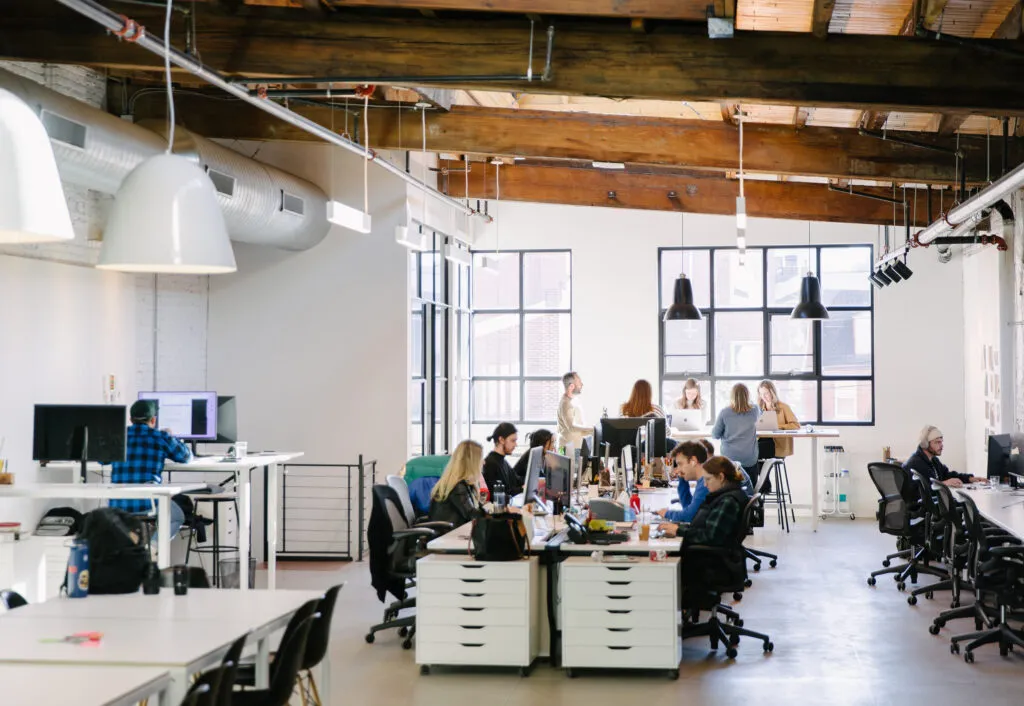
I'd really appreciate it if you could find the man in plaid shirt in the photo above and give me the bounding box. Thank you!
[110,399,192,536]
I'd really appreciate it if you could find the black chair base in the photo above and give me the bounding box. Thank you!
[365,595,417,648]
[680,613,773,658]
[950,621,1024,661]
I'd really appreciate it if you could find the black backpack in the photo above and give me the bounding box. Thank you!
[65,508,151,595]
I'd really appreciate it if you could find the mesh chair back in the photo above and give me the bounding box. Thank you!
[867,463,911,536]
[266,614,318,706]
[302,583,344,670]
[735,494,762,545]
[0,589,28,610]
[386,475,417,526]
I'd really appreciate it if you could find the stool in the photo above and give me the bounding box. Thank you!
[185,493,239,588]
[760,458,796,532]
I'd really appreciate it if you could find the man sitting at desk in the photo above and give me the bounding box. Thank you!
[657,441,753,537]
[110,400,193,536]
[904,425,985,488]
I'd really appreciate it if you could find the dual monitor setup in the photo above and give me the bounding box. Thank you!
[987,433,1024,483]
[32,392,237,481]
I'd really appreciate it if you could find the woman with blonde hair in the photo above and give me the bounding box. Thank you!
[756,380,800,455]
[429,440,485,528]
[621,379,665,418]
[676,378,705,412]
[711,383,762,487]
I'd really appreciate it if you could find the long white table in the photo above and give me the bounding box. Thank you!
[671,427,841,531]
[956,486,1024,537]
[0,483,204,569]
[0,664,171,706]
[0,588,325,705]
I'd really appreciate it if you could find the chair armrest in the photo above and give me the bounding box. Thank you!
[392,527,440,541]
[413,521,454,532]
[985,535,1022,545]
[988,545,1024,558]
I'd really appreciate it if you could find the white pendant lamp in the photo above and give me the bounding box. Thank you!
[0,88,75,243]
[98,0,235,274]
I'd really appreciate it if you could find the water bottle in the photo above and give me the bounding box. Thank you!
[493,480,507,513]
[66,539,89,598]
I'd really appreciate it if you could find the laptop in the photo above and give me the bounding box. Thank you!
[755,412,779,432]
[673,410,703,431]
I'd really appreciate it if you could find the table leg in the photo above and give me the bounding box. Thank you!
[811,439,820,532]
[320,647,331,706]
[267,463,278,591]
[239,470,252,591]
[162,668,188,706]
[157,498,171,569]
[256,634,270,689]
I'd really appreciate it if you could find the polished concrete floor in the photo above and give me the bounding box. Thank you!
[270,519,1024,706]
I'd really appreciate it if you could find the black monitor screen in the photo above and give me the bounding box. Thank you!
[543,451,572,509]
[33,405,127,464]
[987,434,1024,479]
[646,418,667,457]
[216,396,237,444]
[600,418,648,456]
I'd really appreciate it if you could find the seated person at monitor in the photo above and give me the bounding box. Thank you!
[512,429,554,485]
[483,422,523,497]
[621,379,677,452]
[676,456,750,547]
[429,440,486,528]
[658,442,753,537]
[904,425,985,488]
[673,378,709,425]
[109,400,192,537]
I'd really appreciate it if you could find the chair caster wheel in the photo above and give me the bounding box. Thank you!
[882,560,891,568]
[398,627,409,637]
[850,514,856,520]
[733,592,743,602]
[364,633,375,644]
[744,579,753,588]
[728,635,740,647]
[669,668,680,680]
[769,559,777,568]
[907,595,917,606]
[964,651,974,664]
[867,577,876,586]
[897,582,906,592]
[951,643,960,655]
[420,665,430,675]
[893,575,901,582]
[975,619,984,631]
[1000,646,1009,657]
[763,642,774,653]
[924,592,933,600]
[726,647,738,659]
[402,638,414,650]
[519,667,530,677]
[566,668,576,679]
[753,563,761,572]
[735,619,744,628]
[951,601,960,609]
[929,624,940,635]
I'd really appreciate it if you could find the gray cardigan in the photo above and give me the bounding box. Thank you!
[711,407,761,467]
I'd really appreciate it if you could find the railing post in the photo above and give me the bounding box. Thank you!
[357,454,366,562]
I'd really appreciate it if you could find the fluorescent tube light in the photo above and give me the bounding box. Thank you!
[444,239,472,266]
[327,200,372,234]
[592,161,626,170]
[395,224,428,251]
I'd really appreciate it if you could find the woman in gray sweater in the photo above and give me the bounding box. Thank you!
[711,383,762,487]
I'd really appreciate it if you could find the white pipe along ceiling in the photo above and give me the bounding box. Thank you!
[914,160,1024,246]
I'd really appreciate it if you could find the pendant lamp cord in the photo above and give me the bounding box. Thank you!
[163,0,175,154]
[363,94,369,215]
[738,116,744,200]
[421,106,427,232]
[680,212,685,275]
[495,161,502,257]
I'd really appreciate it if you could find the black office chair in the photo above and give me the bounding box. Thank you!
[679,494,774,659]
[216,634,249,706]
[230,614,318,706]
[744,469,779,578]
[181,685,211,706]
[907,477,968,606]
[295,583,343,706]
[186,659,236,706]
[365,485,449,649]
[0,589,28,610]
[235,599,320,689]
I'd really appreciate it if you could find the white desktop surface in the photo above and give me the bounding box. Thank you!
[956,486,1024,537]
[0,664,171,706]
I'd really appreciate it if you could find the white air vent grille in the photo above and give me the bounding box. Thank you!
[281,191,305,216]
[41,109,87,149]
[206,168,236,197]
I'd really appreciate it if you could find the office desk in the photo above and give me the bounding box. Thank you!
[671,427,841,531]
[0,664,171,706]
[956,486,1024,537]
[0,483,204,569]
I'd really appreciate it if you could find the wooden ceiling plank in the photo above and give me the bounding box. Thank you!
[322,0,706,20]
[935,112,968,135]
[6,1,1024,114]
[992,1,1022,40]
[444,161,932,226]
[132,96,1023,184]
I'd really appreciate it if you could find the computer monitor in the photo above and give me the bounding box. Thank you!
[600,417,648,456]
[33,404,127,481]
[517,446,545,509]
[646,418,667,458]
[986,434,1024,480]
[544,451,572,514]
[138,391,218,441]
[216,396,237,444]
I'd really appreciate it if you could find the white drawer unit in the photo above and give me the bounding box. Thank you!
[416,554,540,676]
[560,557,681,678]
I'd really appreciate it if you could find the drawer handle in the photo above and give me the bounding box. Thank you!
[460,625,485,630]
[460,607,485,612]
[606,567,632,572]
[606,595,629,600]
[460,579,485,584]
[460,643,485,648]
[606,581,631,586]
[460,593,484,598]
[607,646,633,651]
[460,565,485,569]
[607,610,632,615]
[607,628,632,633]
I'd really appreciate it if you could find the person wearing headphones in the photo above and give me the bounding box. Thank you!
[904,425,986,488]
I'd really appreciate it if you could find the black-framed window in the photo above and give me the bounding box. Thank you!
[470,250,572,441]
[658,244,874,425]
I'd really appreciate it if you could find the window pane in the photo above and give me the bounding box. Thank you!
[523,252,571,309]
[664,319,708,374]
[662,379,711,415]
[472,253,519,309]
[524,313,570,376]
[767,248,816,308]
[434,308,447,374]
[822,311,872,376]
[472,314,520,376]
[459,266,471,309]
[660,250,711,310]
[458,312,470,379]
[714,380,760,418]
[770,315,813,374]
[714,312,764,376]
[421,253,438,302]
[473,380,521,421]
[714,249,763,308]
[409,251,419,298]
[410,380,424,457]
[524,380,561,421]
[434,379,447,453]
[411,310,424,378]
[822,380,872,422]
[766,380,818,424]
[821,246,872,307]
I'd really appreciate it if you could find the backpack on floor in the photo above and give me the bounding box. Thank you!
[63,508,150,595]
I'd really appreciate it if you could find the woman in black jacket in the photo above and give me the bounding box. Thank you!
[512,429,555,485]
[680,456,750,547]
[429,440,486,528]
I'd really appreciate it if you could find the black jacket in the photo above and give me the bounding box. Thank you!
[682,484,749,548]
[428,481,484,528]
[903,448,970,484]
[483,451,523,497]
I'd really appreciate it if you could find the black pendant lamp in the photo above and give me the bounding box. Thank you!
[791,222,830,320]
[664,212,702,321]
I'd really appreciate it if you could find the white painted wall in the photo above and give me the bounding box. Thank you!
[471,202,967,517]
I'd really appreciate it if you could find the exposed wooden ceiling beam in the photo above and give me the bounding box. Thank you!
[320,0,707,19]
[993,1,1022,40]
[860,0,928,132]
[811,0,836,38]
[442,162,931,226]
[132,97,1021,184]
[935,112,968,136]
[6,2,1024,114]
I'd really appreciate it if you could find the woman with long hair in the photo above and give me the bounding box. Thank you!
[677,455,751,547]
[711,383,761,487]
[676,378,705,411]
[621,379,665,418]
[756,380,800,457]
[512,429,555,484]
[429,440,485,527]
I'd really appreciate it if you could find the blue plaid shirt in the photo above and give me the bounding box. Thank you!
[109,424,192,514]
